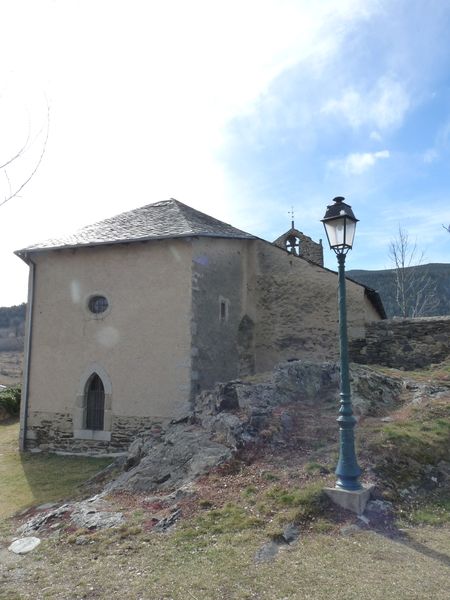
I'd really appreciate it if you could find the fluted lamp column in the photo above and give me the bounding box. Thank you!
[321,196,362,492]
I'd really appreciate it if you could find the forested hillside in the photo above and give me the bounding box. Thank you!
[0,303,26,329]
[348,263,450,318]
[0,303,26,351]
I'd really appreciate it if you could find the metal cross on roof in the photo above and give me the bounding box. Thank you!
[289,206,295,229]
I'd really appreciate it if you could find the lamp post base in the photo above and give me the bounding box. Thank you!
[323,485,375,515]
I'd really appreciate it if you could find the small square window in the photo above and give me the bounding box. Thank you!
[219,297,229,322]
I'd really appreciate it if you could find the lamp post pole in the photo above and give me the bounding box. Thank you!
[335,252,362,491]
[322,197,362,492]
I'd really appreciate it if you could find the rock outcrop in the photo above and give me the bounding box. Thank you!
[107,360,403,493]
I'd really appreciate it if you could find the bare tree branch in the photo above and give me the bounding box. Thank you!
[443,224,450,233]
[388,225,439,318]
[0,127,31,170]
[3,168,12,198]
[0,103,50,208]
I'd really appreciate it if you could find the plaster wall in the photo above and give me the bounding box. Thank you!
[252,241,382,372]
[191,237,254,392]
[26,239,193,432]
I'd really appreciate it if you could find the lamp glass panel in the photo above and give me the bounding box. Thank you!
[324,217,346,247]
[345,220,356,247]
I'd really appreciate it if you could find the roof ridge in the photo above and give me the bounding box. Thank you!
[166,198,195,233]
[16,198,256,258]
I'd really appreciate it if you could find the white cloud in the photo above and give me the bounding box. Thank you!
[2,0,449,302]
[321,77,410,131]
[0,0,381,304]
[328,150,390,175]
[423,148,438,163]
[420,119,450,166]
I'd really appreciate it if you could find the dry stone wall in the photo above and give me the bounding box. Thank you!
[350,316,450,369]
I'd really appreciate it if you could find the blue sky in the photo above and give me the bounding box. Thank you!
[1,0,450,305]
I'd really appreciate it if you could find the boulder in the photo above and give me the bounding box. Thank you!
[8,537,41,554]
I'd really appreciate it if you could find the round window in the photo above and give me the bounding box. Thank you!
[88,295,109,314]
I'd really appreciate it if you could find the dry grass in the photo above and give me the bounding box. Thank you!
[1,518,449,600]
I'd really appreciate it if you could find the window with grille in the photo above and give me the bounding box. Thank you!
[85,373,105,430]
[88,295,109,314]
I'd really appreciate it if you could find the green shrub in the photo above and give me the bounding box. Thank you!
[0,385,21,416]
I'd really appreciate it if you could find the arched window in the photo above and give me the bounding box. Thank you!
[85,373,105,430]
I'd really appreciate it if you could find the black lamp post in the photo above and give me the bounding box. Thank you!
[322,197,362,491]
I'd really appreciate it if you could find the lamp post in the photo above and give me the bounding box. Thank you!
[322,197,362,492]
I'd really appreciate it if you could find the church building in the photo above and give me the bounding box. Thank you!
[16,199,385,453]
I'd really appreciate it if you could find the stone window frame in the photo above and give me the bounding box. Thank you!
[84,291,112,320]
[73,363,112,441]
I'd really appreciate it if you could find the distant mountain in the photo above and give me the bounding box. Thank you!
[347,263,450,318]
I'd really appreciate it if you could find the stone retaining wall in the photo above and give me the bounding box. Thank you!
[350,316,450,369]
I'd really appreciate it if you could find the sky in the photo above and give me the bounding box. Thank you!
[1,0,450,306]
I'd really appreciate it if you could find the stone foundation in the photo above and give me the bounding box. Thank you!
[25,411,167,454]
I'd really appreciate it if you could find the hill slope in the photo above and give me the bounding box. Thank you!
[348,263,450,318]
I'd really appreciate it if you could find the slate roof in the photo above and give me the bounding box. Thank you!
[16,199,256,259]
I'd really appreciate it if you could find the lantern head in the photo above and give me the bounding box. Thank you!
[321,196,358,254]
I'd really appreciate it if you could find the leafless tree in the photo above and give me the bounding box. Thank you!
[443,224,450,233]
[388,226,439,318]
[0,104,49,209]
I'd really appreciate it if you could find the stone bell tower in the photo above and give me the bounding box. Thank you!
[272,208,324,266]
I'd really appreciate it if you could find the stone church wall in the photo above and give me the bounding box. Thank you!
[349,316,450,369]
[21,234,384,455]
[252,240,381,373]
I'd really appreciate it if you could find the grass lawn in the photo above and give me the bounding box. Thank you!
[0,420,112,520]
